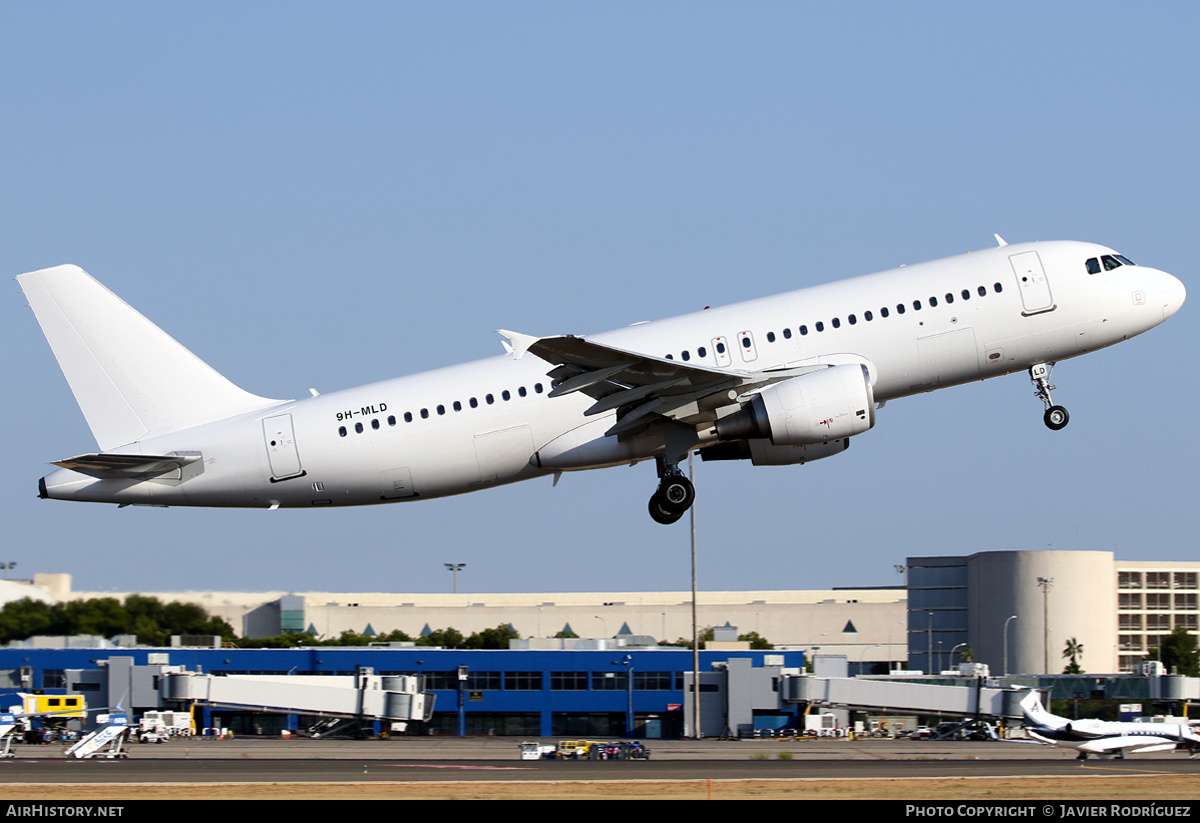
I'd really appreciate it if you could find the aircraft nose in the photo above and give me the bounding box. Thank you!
[1162,272,1187,319]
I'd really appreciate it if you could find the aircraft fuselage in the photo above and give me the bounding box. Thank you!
[28,239,1186,512]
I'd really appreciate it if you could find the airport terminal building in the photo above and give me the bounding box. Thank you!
[2,549,1197,739]
[0,644,803,739]
[907,551,1199,676]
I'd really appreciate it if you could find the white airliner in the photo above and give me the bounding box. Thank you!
[17,237,1185,523]
[1019,689,1200,760]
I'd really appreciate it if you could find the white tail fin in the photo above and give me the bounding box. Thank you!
[1018,689,1056,726]
[18,265,284,450]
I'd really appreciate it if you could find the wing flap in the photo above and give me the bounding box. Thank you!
[514,332,833,438]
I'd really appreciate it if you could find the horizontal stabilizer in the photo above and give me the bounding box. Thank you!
[53,452,200,479]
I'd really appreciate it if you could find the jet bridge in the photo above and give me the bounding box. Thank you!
[786,676,1024,719]
[162,668,432,728]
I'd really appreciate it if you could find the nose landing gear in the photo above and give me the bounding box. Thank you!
[1030,363,1069,431]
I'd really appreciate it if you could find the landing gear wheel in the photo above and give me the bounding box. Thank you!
[1043,405,1069,431]
[648,494,685,525]
[659,475,695,512]
[648,475,694,525]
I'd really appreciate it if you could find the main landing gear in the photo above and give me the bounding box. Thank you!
[648,464,695,525]
[1030,362,1069,431]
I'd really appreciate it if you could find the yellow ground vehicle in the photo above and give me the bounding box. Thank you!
[554,739,602,759]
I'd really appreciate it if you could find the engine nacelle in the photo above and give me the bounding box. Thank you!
[700,437,849,466]
[715,364,875,446]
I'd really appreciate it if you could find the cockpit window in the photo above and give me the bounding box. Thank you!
[1088,254,1137,274]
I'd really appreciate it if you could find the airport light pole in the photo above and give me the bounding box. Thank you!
[0,562,15,580]
[859,643,884,675]
[927,612,933,674]
[1003,615,1018,676]
[949,642,966,673]
[619,655,634,737]
[456,665,468,738]
[1037,577,1054,673]
[444,563,465,594]
[690,453,700,740]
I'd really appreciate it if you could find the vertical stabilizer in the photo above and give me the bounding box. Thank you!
[18,265,284,450]
[1018,690,1057,727]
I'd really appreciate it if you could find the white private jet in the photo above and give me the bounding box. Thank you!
[1019,689,1200,761]
[17,237,1185,523]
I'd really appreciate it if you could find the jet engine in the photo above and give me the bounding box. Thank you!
[714,364,875,446]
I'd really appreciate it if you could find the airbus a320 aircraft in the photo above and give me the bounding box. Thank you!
[17,237,1185,523]
[1019,689,1200,760]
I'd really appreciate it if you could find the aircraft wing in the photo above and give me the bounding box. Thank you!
[52,453,201,479]
[499,331,825,437]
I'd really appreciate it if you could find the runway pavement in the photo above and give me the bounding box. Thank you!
[2,736,1197,784]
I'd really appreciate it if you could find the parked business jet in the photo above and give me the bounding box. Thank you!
[1019,689,1200,760]
[17,237,1185,523]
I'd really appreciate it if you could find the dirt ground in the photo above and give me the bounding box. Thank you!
[2,775,1198,800]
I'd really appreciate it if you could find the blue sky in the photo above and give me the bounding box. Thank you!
[2,3,1196,597]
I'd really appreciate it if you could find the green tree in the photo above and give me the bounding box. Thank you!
[1062,637,1084,674]
[663,627,774,650]
[1146,626,1200,676]
[464,624,520,650]
[415,627,466,648]
[0,596,234,645]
